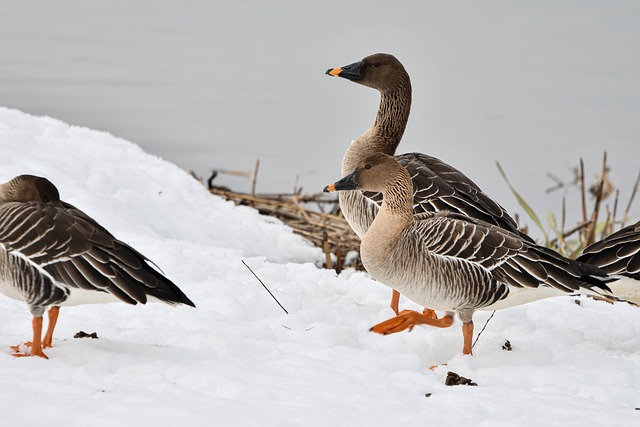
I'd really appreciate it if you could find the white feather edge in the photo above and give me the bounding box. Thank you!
[2,245,157,308]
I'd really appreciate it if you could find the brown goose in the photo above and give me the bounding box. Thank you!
[326,53,531,315]
[0,175,195,358]
[323,154,631,355]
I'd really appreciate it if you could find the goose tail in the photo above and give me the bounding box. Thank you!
[141,260,196,307]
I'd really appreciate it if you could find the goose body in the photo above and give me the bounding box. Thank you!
[578,221,640,304]
[326,53,530,313]
[0,175,195,358]
[578,221,640,279]
[324,154,625,355]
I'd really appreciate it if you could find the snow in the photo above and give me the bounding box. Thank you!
[1,107,639,426]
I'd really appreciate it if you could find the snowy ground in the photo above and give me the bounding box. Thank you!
[1,107,639,426]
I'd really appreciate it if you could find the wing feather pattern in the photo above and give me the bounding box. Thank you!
[579,221,640,279]
[0,200,194,308]
[413,211,610,296]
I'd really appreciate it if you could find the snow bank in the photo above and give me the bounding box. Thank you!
[0,107,319,264]
[1,107,639,426]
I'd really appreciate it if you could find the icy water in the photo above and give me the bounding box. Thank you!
[1,0,639,238]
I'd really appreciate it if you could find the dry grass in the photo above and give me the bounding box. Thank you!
[501,151,640,258]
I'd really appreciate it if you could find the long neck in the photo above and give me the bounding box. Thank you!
[361,171,414,268]
[342,81,412,174]
[371,86,412,144]
[370,172,414,235]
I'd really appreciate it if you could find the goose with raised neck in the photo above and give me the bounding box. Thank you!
[326,53,530,315]
[324,154,632,355]
[0,174,196,358]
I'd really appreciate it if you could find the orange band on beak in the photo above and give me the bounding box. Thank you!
[324,183,337,192]
[327,67,342,77]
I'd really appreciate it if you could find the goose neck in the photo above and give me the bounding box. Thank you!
[371,87,411,145]
[342,84,412,174]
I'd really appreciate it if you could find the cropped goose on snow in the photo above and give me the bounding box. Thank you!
[324,154,638,355]
[0,175,195,358]
[326,53,532,315]
[577,221,640,303]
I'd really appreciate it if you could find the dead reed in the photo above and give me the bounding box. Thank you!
[500,151,640,258]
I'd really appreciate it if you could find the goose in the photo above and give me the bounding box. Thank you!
[326,53,532,315]
[323,153,636,355]
[577,221,640,303]
[0,175,196,358]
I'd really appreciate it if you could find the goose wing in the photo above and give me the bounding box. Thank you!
[363,153,530,240]
[0,203,71,307]
[578,221,640,279]
[413,211,610,293]
[0,244,69,309]
[0,201,194,307]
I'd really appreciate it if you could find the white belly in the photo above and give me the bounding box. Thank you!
[607,277,640,306]
[482,286,573,311]
[0,278,27,302]
[60,287,121,306]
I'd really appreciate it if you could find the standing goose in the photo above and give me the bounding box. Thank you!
[323,154,635,355]
[326,53,531,315]
[0,175,195,358]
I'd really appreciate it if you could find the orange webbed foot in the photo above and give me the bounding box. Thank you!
[10,341,32,352]
[370,310,454,335]
[10,342,48,359]
[11,317,49,359]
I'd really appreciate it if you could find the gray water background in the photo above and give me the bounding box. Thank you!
[1,0,639,239]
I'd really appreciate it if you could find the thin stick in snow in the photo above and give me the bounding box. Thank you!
[242,260,289,314]
[472,311,496,349]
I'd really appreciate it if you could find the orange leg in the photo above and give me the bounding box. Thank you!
[370,310,454,335]
[390,290,400,315]
[422,308,438,319]
[42,307,60,348]
[390,290,438,319]
[12,317,48,359]
[462,321,474,355]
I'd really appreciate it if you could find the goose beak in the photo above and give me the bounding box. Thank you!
[323,183,337,192]
[325,60,364,81]
[323,171,359,192]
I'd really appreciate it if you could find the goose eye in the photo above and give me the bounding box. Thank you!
[364,164,372,170]
[372,62,380,68]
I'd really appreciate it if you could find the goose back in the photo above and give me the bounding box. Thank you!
[0,175,195,315]
[578,221,640,279]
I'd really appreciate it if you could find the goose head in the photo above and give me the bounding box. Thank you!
[0,175,60,203]
[324,153,408,194]
[325,53,409,92]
